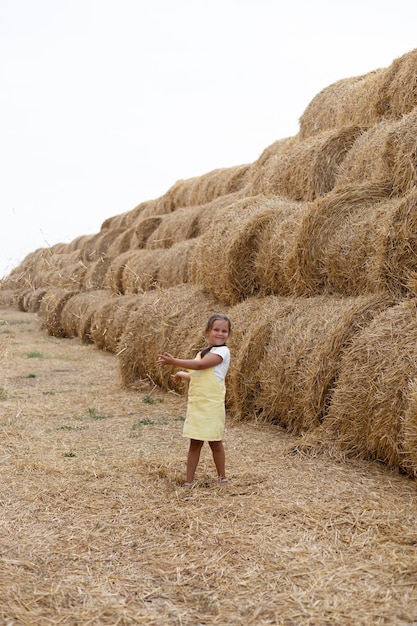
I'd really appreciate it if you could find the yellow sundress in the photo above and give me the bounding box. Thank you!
[182,353,226,441]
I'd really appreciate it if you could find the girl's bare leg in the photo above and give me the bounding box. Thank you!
[209,440,226,480]
[186,439,204,483]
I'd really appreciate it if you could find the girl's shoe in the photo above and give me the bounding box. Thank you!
[218,477,228,483]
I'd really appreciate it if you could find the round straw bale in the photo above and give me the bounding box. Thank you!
[121,249,168,294]
[104,226,138,258]
[16,288,34,312]
[299,70,385,139]
[82,257,112,290]
[165,164,251,210]
[266,126,365,201]
[253,198,306,296]
[60,289,114,342]
[158,239,200,289]
[252,293,395,435]
[0,289,18,307]
[190,196,282,305]
[66,233,96,253]
[102,250,135,294]
[89,294,144,352]
[23,288,48,313]
[38,288,80,337]
[323,299,417,475]
[286,182,395,296]
[250,136,298,195]
[376,48,417,119]
[336,111,417,196]
[133,215,165,248]
[145,206,204,249]
[117,284,222,389]
[225,295,297,420]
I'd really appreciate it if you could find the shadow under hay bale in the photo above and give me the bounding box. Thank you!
[286,182,395,296]
[322,299,417,477]
[190,196,282,305]
[60,290,114,343]
[299,70,385,140]
[232,294,395,435]
[39,288,80,337]
[117,285,223,389]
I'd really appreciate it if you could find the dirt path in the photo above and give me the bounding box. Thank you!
[1,306,417,625]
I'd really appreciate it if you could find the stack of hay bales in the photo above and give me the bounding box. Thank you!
[3,49,417,476]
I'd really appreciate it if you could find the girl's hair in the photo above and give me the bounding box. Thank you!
[205,313,232,334]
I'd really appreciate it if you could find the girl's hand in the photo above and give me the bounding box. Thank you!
[157,352,175,367]
[172,371,190,381]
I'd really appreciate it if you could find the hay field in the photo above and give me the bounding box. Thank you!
[1,308,417,626]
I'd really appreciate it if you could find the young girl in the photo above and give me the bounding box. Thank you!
[157,313,231,487]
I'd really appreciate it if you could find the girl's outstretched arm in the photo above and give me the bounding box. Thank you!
[157,351,222,370]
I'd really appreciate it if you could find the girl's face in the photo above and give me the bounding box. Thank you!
[206,319,230,346]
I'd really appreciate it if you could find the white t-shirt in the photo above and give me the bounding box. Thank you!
[208,346,230,382]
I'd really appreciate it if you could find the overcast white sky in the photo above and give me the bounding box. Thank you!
[1,0,417,278]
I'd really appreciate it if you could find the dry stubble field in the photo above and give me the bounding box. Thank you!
[1,306,417,626]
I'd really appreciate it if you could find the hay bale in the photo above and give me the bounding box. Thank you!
[226,296,296,420]
[121,249,168,294]
[158,239,200,289]
[60,290,114,342]
[250,136,298,195]
[376,48,417,119]
[38,288,80,337]
[336,110,417,196]
[23,288,48,313]
[246,294,394,435]
[145,206,204,249]
[89,294,144,352]
[117,284,223,389]
[82,257,112,290]
[286,182,395,296]
[299,70,385,139]
[261,126,365,201]
[253,199,305,296]
[190,196,281,305]
[165,164,251,210]
[323,299,417,476]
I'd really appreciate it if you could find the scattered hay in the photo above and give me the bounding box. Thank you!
[299,69,385,139]
[322,299,417,477]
